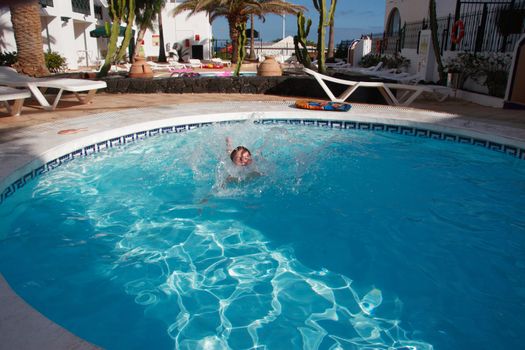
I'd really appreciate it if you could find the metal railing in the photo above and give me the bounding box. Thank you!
[403,21,425,50]
[455,0,525,52]
[367,0,524,54]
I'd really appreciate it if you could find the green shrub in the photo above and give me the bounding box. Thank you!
[334,41,352,59]
[359,53,381,67]
[0,51,18,66]
[45,51,67,73]
[381,53,410,69]
[359,53,410,70]
[444,52,512,97]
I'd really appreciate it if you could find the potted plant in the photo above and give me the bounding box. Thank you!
[474,52,513,97]
[444,52,512,97]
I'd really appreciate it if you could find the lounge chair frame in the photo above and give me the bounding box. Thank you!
[0,67,107,111]
[304,68,450,106]
[0,86,31,116]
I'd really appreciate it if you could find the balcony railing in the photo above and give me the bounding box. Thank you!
[72,0,90,16]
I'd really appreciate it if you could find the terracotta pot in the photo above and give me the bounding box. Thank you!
[128,56,154,78]
[257,56,282,77]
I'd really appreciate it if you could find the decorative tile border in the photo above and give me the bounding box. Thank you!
[1,118,524,206]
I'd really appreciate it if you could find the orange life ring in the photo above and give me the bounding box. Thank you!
[451,20,465,45]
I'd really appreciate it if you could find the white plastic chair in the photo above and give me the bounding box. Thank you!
[147,61,189,71]
[0,86,31,116]
[333,61,383,74]
[303,68,451,106]
[210,58,231,67]
[0,66,107,110]
[187,59,203,68]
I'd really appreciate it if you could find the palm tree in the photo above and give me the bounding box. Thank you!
[9,1,49,76]
[327,0,337,59]
[133,0,166,62]
[249,13,256,60]
[157,10,167,62]
[173,0,305,63]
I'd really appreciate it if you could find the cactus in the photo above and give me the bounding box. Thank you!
[294,12,313,69]
[429,0,446,84]
[116,0,135,63]
[234,22,247,77]
[313,0,337,74]
[98,0,135,77]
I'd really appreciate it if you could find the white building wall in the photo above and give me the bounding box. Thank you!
[0,9,16,53]
[142,2,212,61]
[384,0,459,82]
[385,0,458,26]
[40,0,100,70]
[1,0,101,70]
[1,0,212,69]
[353,39,372,65]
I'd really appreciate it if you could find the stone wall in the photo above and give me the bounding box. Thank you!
[98,75,386,104]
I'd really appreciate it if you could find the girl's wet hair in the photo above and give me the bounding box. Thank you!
[230,146,251,162]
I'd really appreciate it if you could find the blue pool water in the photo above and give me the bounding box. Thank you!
[1,120,524,349]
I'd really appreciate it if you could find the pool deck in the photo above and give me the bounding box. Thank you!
[1,92,525,133]
[1,93,525,349]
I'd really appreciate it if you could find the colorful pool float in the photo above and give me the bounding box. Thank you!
[203,63,224,69]
[295,100,352,112]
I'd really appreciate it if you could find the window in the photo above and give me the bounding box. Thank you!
[94,5,103,20]
[387,8,401,35]
[39,0,54,7]
[71,0,90,16]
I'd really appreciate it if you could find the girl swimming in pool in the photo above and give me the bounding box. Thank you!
[226,137,253,166]
[225,137,260,184]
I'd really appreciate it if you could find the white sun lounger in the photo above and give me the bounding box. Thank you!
[0,86,31,116]
[186,59,203,68]
[332,61,384,74]
[210,58,232,67]
[304,68,450,106]
[0,66,107,111]
[147,61,189,71]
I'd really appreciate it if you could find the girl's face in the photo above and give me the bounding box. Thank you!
[233,149,252,166]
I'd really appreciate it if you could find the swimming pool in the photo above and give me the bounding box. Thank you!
[1,108,524,350]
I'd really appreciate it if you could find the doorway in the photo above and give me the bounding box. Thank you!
[505,35,525,109]
[192,45,203,60]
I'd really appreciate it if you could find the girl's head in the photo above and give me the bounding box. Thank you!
[230,146,253,166]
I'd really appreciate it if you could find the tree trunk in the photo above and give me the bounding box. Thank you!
[158,12,167,62]
[249,14,255,60]
[316,0,327,74]
[228,17,240,64]
[132,28,147,62]
[10,1,49,76]
[115,0,135,63]
[327,17,335,59]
